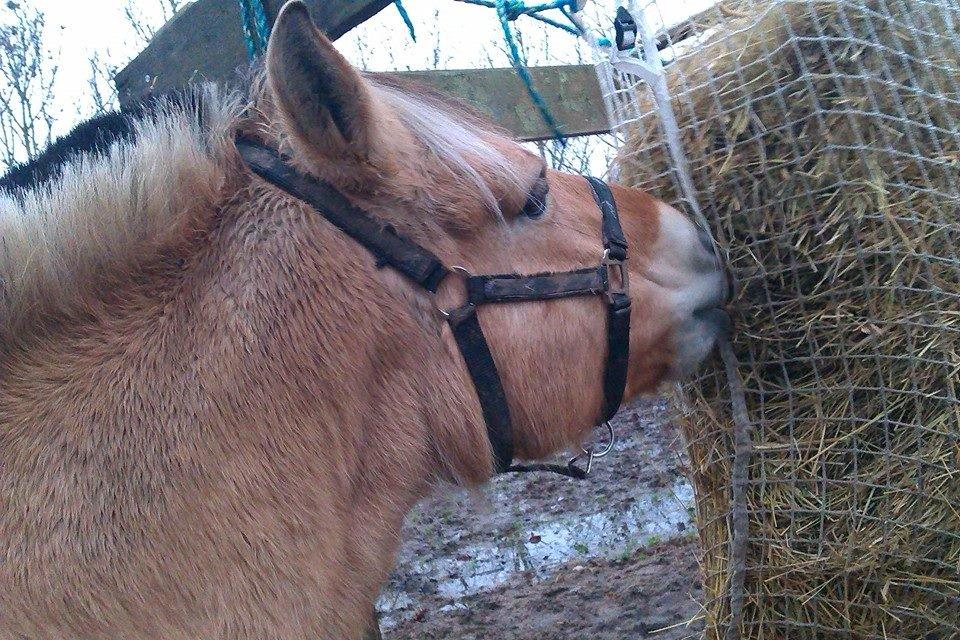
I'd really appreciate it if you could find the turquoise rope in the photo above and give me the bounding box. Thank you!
[234,0,588,140]
[493,0,568,141]
[238,0,270,59]
[394,0,417,41]
[457,0,595,140]
[460,0,580,35]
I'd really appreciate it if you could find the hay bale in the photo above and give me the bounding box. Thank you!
[615,1,960,638]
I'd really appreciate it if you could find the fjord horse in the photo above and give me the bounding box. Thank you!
[0,3,727,637]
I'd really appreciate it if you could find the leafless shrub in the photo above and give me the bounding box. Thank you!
[0,0,58,168]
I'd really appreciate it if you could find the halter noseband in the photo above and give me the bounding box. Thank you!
[236,138,630,479]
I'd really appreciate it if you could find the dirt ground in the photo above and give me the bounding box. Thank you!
[379,398,704,639]
[387,537,702,640]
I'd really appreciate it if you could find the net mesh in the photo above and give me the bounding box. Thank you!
[597,1,960,638]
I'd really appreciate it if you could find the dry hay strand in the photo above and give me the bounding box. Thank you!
[616,1,960,639]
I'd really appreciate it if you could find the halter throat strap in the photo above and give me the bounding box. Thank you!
[236,138,630,478]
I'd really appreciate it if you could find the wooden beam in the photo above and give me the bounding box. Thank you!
[269,0,394,41]
[394,65,610,141]
[115,0,392,107]
[113,0,609,141]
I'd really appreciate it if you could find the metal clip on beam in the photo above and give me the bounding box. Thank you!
[605,6,706,228]
[613,6,637,51]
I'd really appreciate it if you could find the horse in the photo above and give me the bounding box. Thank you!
[0,2,728,638]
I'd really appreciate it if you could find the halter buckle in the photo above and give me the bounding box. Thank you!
[602,249,630,302]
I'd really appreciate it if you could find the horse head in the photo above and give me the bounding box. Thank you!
[254,1,729,467]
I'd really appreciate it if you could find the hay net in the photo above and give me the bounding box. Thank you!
[597,1,960,638]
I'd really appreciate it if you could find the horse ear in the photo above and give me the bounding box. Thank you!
[266,1,376,159]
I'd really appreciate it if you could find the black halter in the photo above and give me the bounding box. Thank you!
[236,138,631,479]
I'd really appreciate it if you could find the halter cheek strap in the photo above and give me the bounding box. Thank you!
[236,138,630,479]
[446,178,630,475]
[590,176,632,425]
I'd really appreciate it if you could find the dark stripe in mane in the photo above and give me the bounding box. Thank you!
[0,92,202,195]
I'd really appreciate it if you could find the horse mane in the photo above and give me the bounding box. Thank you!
[368,73,521,218]
[0,72,519,344]
[0,110,136,194]
[0,92,202,194]
[0,85,241,343]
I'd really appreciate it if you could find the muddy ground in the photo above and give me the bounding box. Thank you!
[379,398,704,639]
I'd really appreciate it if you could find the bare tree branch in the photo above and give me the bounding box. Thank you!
[0,0,59,168]
[87,51,119,116]
[123,0,186,47]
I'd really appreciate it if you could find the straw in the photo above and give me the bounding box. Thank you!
[614,2,960,638]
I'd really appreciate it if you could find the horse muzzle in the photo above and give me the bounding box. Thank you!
[670,274,730,378]
[646,203,732,378]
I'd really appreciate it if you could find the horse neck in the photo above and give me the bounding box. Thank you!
[3,183,494,503]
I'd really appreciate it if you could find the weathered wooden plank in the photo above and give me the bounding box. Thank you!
[115,0,392,107]
[264,0,394,41]
[396,65,610,141]
[113,0,609,140]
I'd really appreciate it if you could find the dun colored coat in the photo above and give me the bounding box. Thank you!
[0,3,728,638]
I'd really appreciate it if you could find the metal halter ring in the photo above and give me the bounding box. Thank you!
[568,421,617,476]
[433,266,473,319]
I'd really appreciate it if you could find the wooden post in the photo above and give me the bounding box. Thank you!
[115,0,392,107]
[397,65,608,141]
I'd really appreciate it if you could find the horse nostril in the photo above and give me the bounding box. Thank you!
[690,224,725,275]
[693,225,735,304]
